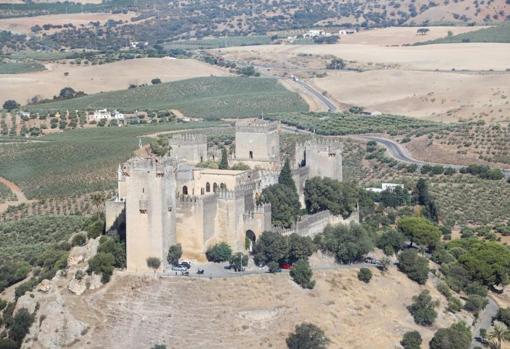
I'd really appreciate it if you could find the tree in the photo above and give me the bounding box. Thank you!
[259,184,300,228]
[326,58,345,70]
[3,100,19,111]
[357,268,372,283]
[151,78,162,85]
[219,147,229,169]
[415,178,430,205]
[397,249,429,285]
[290,259,315,289]
[279,158,297,192]
[496,307,510,327]
[377,229,405,256]
[167,244,182,266]
[71,233,87,247]
[59,87,76,99]
[286,323,329,349]
[253,231,289,266]
[379,186,411,208]
[488,324,510,349]
[314,223,373,264]
[429,322,471,349]
[398,216,441,249]
[288,234,315,263]
[463,294,488,315]
[8,308,34,344]
[407,290,438,326]
[401,331,422,349]
[206,242,232,262]
[146,257,161,273]
[88,252,115,283]
[304,177,358,218]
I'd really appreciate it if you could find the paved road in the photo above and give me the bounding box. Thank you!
[291,78,337,112]
[356,135,510,179]
[470,297,499,348]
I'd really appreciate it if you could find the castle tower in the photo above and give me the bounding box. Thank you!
[235,119,280,164]
[295,138,343,181]
[124,157,177,272]
[168,133,208,164]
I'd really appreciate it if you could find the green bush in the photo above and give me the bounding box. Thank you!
[206,242,232,263]
[496,307,510,327]
[286,323,329,349]
[401,331,422,349]
[167,244,182,266]
[397,249,429,285]
[463,294,488,314]
[71,233,87,247]
[407,290,438,326]
[429,322,471,349]
[447,297,463,313]
[357,268,372,283]
[290,259,315,289]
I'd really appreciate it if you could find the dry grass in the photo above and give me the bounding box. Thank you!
[0,12,132,34]
[62,268,467,349]
[0,58,232,106]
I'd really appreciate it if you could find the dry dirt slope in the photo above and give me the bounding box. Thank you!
[46,268,470,349]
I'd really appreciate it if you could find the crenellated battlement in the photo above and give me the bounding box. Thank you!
[235,118,279,133]
[296,138,343,153]
[169,133,207,146]
[122,156,177,175]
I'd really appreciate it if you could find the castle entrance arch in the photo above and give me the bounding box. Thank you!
[245,230,256,252]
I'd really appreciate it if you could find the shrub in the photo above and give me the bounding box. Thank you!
[401,331,422,349]
[407,290,438,326]
[463,294,488,314]
[167,244,182,266]
[8,308,34,344]
[357,268,372,283]
[206,242,232,262]
[71,233,87,247]
[146,257,161,271]
[229,252,248,270]
[290,259,315,289]
[429,322,471,349]
[87,252,115,283]
[268,261,280,273]
[496,307,510,327]
[397,250,429,284]
[447,297,462,313]
[286,323,329,349]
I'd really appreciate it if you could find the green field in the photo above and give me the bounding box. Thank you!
[27,77,309,118]
[165,35,272,50]
[419,23,510,44]
[0,182,15,202]
[0,122,225,199]
[268,112,446,136]
[0,60,46,74]
[8,50,81,61]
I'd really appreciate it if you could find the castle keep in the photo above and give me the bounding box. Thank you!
[106,119,348,272]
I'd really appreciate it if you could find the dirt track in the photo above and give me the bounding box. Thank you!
[0,176,32,214]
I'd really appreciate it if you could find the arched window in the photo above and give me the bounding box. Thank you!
[220,183,226,190]
[213,183,218,192]
[206,182,211,193]
[182,185,188,195]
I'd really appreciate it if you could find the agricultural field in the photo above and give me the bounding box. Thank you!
[0,182,15,203]
[165,35,272,50]
[420,23,510,44]
[402,123,510,167]
[0,57,231,106]
[268,112,445,135]
[0,122,224,199]
[0,215,85,264]
[0,60,45,74]
[26,77,309,118]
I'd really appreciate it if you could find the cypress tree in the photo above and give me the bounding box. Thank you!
[278,158,296,192]
[219,147,229,169]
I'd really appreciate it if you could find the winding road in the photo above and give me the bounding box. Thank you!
[290,78,337,112]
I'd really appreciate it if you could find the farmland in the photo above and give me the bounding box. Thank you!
[27,77,309,118]
[0,57,231,106]
[0,122,225,199]
[0,60,45,74]
[164,36,272,50]
[0,182,15,202]
[420,23,510,44]
[268,112,445,135]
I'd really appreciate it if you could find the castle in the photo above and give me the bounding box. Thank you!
[106,119,348,272]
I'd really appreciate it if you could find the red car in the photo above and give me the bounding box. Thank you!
[279,262,293,270]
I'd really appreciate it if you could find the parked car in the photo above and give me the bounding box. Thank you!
[171,265,187,272]
[179,261,191,269]
[279,262,293,270]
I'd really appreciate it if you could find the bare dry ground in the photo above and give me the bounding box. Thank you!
[218,37,510,122]
[54,268,469,349]
[0,0,101,4]
[0,12,133,34]
[312,70,510,122]
[338,26,485,46]
[0,58,232,106]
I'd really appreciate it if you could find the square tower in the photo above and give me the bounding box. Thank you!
[124,157,177,272]
[235,119,280,163]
